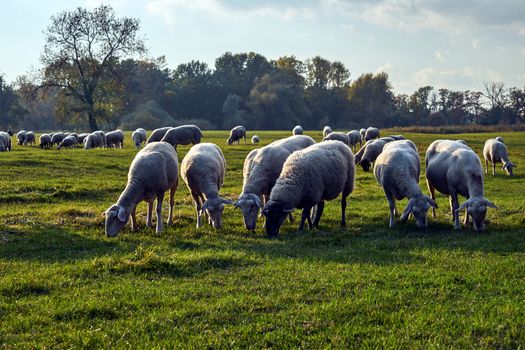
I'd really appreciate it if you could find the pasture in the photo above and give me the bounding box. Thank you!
[1,130,524,348]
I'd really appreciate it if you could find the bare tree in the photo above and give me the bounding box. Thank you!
[39,5,146,131]
[484,81,507,110]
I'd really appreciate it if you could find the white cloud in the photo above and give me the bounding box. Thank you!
[376,62,394,74]
[471,38,481,49]
[435,50,445,61]
[521,47,525,56]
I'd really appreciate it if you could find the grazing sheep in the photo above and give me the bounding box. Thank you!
[388,135,405,141]
[483,138,516,176]
[23,131,35,146]
[355,138,389,171]
[17,130,26,145]
[147,127,172,143]
[7,127,13,136]
[322,126,332,137]
[346,130,362,150]
[93,131,107,148]
[364,127,380,141]
[227,125,246,145]
[293,125,303,135]
[57,135,77,150]
[426,140,497,231]
[77,133,89,145]
[161,125,203,149]
[132,128,147,149]
[181,143,233,229]
[251,135,260,144]
[374,140,437,228]
[495,136,504,143]
[359,128,366,142]
[262,141,355,237]
[0,132,12,152]
[323,132,349,145]
[39,134,52,149]
[50,132,65,146]
[237,135,316,231]
[68,133,79,142]
[83,133,103,149]
[379,136,395,143]
[104,142,179,237]
[105,130,124,148]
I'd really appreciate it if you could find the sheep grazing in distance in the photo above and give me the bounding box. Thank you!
[426,140,497,231]
[355,138,390,171]
[251,135,260,144]
[23,131,35,146]
[495,136,504,143]
[359,128,366,142]
[227,125,246,145]
[39,134,52,149]
[77,133,89,145]
[237,135,316,231]
[57,135,77,150]
[132,128,147,149]
[104,142,179,237]
[106,130,124,148]
[93,131,107,148]
[181,143,233,229]
[17,130,26,145]
[0,132,12,152]
[161,125,203,149]
[483,137,516,176]
[147,127,172,143]
[50,132,65,146]
[364,127,380,141]
[7,127,13,136]
[347,130,362,150]
[322,126,332,137]
[293,125,303,135]
[83,133,103,149]
[263,141,355,237]
[388,135,405,141]
[374,140,437,228]
[323,131,349,145]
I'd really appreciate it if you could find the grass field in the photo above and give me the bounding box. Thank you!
[1,130,524,348]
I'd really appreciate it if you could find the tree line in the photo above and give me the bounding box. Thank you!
[1,5,524,132]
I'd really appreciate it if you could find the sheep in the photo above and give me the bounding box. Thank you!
[262,140,355,237]
[251,135,260,144]
[0,132,12,152]
[77,133,89,145]
[379,136,395,143]
[227,125,246,145]
[323,132,349,145]
[7,127,13,136]
[50,132,65,146]
[374,140,437,228]
[237,135,316,231]
[105,130,124,148]
[68,133,79,142]
[322,126,332,137]
[39,134,52,149]
[364,127,380,141]
[83,133,103,149]
[354,138,389,171]
[292,125,303,135]
[23,131,35,146]
[388,135,405,141]
[425,140,497,231]
[181,143,233,229]
[104,142,179,237]
[483,138,516,176]
[93,131,107,148]
[132,128,147,149]
[495,136,504,143]
[147,127,172,143]
[161,125,203,149]
[359,128,366,142]
[17,130,26,145]
[57,135,77,150]
[346,130,362,150]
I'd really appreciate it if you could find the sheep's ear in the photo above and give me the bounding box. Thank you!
[426,197,438,209]
[483,199,498,209]
[252,195,263,209]
[117,206,127,222]
[400,200,413,222]
[456,199,472,213]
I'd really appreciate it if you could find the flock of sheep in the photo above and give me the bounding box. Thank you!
[99,124,516,238]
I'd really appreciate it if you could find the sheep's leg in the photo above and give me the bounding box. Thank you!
[146,202,153,227]
[385,192,396,228]
[427,182,437,218]
[464,208,469,227]
[341,195,348,227]
[167,186,176,225]
[306,206,314,229]
[130,206,138,231]
[313,201,325,227]
[155,192,164,234]
[485,159,488,174]
[298,208,311,231]
[192,192,202,228]
[450,194,460,230]
[493,162,496,176]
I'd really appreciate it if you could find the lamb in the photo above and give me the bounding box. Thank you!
[346,130,362,150]
[374,140,437,228]
[262,141,355,237]
[322,126,332,137]
[17,130,26,145]
[237,135,316,231]
[105,130,124,148]
[104,142,179,237]
[39,134,52,149]
[83,133,103,149]
[251,135,260,144]
[425,140,497,231]
[132,128,147,149]
[93,131,106,148]
[57,135,77,150]
[147,127,172,143]
[77,133,89,145]
[23,131,35,145]
[292,125,303,135]
[181,143,233,229]
[483,138,516,176]
[50,132,65,146]
[355,138,389,171]
[227,125,246,145]
[0,132,11,152]
[323,132,349,145]
[364,127,380,141]
[161,125,203,149]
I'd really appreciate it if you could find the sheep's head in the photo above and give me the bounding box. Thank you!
[262,200,293,237]
[202,197,233,229]
[235,193,263,231]
[104,204,129,238]
[456,197,498,232]
[400,196,437,229]
[358,159,372,172]
[227,137,234,145]
[503,161,516,176]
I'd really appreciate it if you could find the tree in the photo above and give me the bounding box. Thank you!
[40,5,146,131]
[408,86,433,124]
[0,74,27,129]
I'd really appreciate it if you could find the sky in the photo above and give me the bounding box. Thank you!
[1,0,524,94]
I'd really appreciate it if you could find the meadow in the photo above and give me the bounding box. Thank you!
[1,130,524,348]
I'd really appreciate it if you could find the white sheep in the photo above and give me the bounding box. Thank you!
[24,131,35,146]
[93,131,107,148]
[388,135,405,141]
[132,128,147,149]
[354,138,390,171]
[364,127,380,141]
[359,128,366,142]
[237,135,316,231]
[147,126,172,143]
[0,132,11,152]
[426,140,497,231]
[105,130,124,148]
[39,134,52,149]
[262,140,355,237]
[227,125,246,145]
[251,135,260,144]
[181,143,233,229]
[322,132,349,145]
[104,142,179,237]
[483,137,516,176]
[57,135,77,149]
[77,133,89,145]
[161,125,203,149]
[292,125,303,135]
[346,130,362,150]
[17,130,26,145]
[83,133,103,149]
[50,132,65,146]
[322,126,332,137]
[374,140,437,228]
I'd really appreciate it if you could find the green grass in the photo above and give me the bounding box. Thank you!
[1,130,524,348]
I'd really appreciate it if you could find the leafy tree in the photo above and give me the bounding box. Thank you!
[0,75,27,129]
[408,86,433,124]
